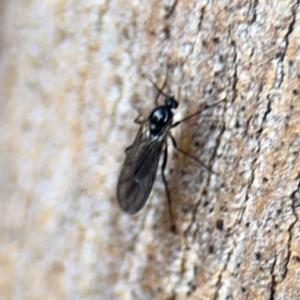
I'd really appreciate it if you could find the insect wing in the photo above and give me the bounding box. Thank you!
[117,123,165,214]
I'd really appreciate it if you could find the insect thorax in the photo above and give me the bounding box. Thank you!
[149,106,173,136]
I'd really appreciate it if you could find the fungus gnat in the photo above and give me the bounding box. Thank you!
[116,81,223,230]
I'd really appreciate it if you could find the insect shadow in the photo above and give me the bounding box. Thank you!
[117,80,224,232]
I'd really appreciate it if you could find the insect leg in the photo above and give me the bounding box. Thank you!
[171,100,225,128]
[168,133,216,173]
[134,116,144,125]
[161,143,176,232]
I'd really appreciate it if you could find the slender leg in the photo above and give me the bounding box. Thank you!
[171,99,225,128]
[161,143,176,233]
[134,115,144,125]
[124,116,144,153]
[168,133,217,174]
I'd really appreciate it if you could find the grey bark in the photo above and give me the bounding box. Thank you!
[1,0,300,299]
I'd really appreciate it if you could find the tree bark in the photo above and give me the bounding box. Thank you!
[1,0,300,299]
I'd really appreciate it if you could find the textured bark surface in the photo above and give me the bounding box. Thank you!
[1,0,300,299]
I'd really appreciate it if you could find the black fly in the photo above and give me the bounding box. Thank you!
[117,82,223,228]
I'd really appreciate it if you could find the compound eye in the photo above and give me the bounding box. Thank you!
[165,96,178,109]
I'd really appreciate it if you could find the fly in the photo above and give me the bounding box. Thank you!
[116,81,223,229]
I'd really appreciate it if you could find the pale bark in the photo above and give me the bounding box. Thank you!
[1,0,300,299]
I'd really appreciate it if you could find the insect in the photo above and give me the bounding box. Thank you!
[117,81,223,227]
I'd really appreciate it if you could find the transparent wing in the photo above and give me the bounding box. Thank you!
[117,124,165,214]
